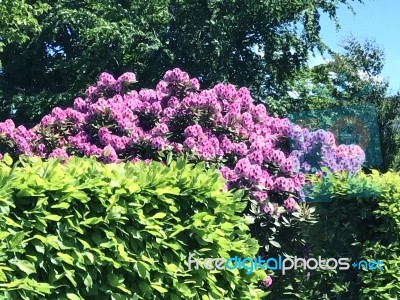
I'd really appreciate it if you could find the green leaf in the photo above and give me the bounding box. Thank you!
[9,231,28,248]
[151,212,167,219]
[35,283,53,294]
[136,261,150,280]
[164,263,179,273]
[65,269,77,287]
[83,273,93,288]
[166,152,173,166]
[107,273,120,287]
[51,202,70,209]
[57,252,74,265]
[117,283,132,294]
[80,217,103,226]
[269,240,281,248]
[66,293,81,300]
[77,238,91,249]
[44,214,62,221]
[169,225,188,238]
[0,269,7,282]
[3,154,13,166]
[85,252,95,265]
[10,260,35,275]
[152,284,168,293]
[0,232,10,239]
[127,183,140,194]
[4,217,22,228]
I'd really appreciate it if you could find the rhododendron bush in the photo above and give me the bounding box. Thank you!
[0,68,365,217]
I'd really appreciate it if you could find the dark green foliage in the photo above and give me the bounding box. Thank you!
[268,36,388,116]
[377,94,400,171]
[0,0,362,125]
[0,0,171,125]
[359,171,400,299]
[267,170,400,299]
[0,155,267,299]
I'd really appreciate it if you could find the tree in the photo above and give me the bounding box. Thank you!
[0,0,171,125]
[0,0,363,125]
[0,0,49,49]
[275,36,400,171]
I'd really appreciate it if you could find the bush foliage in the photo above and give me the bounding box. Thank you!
[266,170,400,299]
[0,155,267,300]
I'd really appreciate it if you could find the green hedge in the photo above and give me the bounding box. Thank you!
[359,171,400,299]
[0,155,267,300]
[267,170,400,299]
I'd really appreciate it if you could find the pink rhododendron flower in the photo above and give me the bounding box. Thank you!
[263,276,273,288]
[283,197,298,212]
[0,68,366,218]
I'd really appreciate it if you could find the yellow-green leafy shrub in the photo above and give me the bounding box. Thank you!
[0,155,267,300]
[359,171,400,299]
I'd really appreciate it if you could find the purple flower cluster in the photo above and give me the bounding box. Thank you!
[0,68,365,217]
[287,127,365,173]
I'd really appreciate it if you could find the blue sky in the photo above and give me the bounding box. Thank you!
[309,0,400,94]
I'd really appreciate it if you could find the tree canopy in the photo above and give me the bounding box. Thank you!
[0,0,363,125]
[272,36,400,171]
